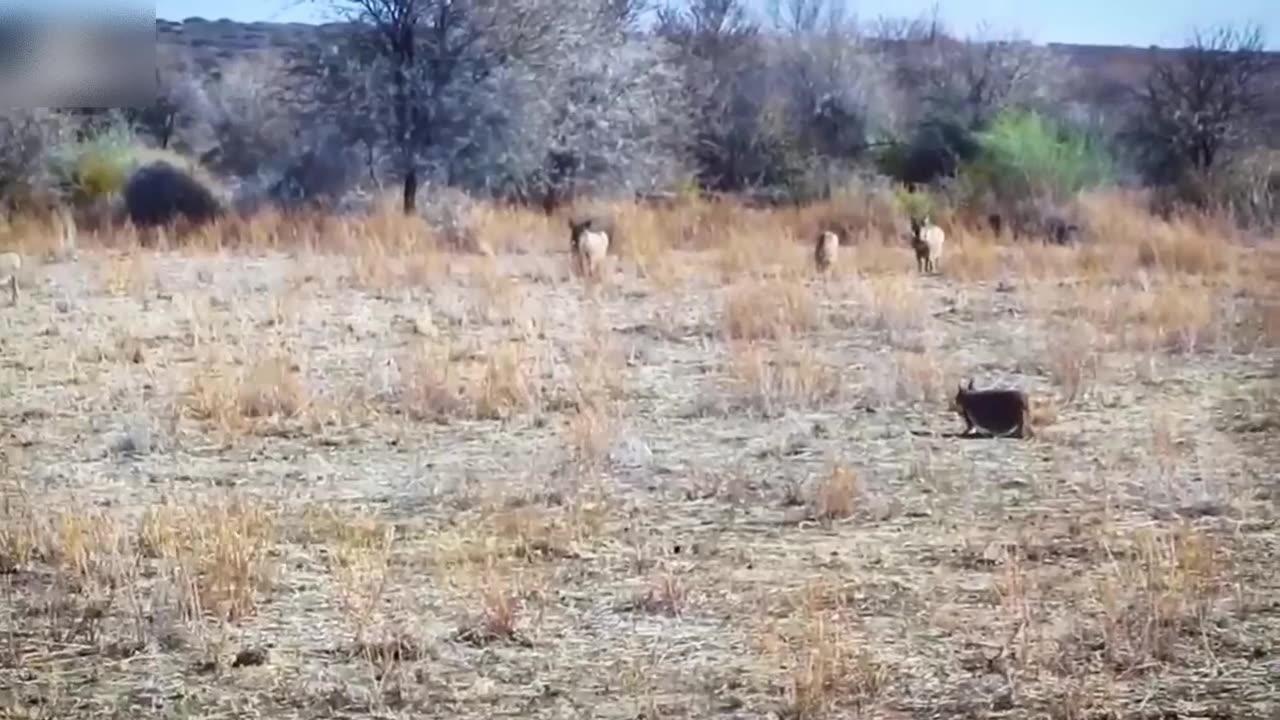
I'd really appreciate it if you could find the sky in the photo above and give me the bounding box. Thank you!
[138,0,1276,49]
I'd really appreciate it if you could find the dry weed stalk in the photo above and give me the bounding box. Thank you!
[1093,524,1225,669]
[723,279,819,341]
[809,462,862,523]
[475,342,542,420]
[775,605,888,719]
[727,340,842,417]
[183,352,309,434]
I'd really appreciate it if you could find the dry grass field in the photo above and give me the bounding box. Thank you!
[1,191,1278,719]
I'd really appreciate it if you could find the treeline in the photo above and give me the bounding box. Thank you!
[1,0,1277,233]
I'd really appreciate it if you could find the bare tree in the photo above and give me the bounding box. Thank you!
[866,2,943,45]
[319,0,577,214]
[657,0,778,191]
[761,0,897,195]
[197,54,300,177]
[1128,24,1276,185]
[910,25,1064,130]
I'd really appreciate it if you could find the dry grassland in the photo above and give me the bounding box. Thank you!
[1,191,1278,719]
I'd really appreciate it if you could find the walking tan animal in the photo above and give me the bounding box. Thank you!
[909,215,945,274]
[951,378,1034,439]
[0,252,20,305]
[568,217,610,281]
[814,230,839,274]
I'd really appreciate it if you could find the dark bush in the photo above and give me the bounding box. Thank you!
[268,145,360,210]
[123,161,222,229]
[879,118,980,187]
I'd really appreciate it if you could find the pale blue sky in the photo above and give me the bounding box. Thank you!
[147,0,1278,49]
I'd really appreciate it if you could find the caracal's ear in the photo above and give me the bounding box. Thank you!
[967,378,975,391]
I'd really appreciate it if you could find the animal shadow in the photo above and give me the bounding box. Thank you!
[910,429,1018,440]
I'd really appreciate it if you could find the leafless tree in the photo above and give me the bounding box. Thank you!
[197,54,300,177]
[657,0,777,190]
[908,25,1064,130]
[866,2,943,45]
[319,0,577,214]
[1128,23,1276,185]
[764,0,898,187]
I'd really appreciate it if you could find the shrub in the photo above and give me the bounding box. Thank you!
[267,141,361,210]
[0,109,75,213]
[959,109,1114,208]
[878,118,981,187]
[894,186,935,223]
[47,126,135,206]
[123,161,223,229]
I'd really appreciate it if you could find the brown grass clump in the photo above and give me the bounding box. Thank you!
[808,462,862,523]
[474,342,543,420]
[727,340,842,416]
[723,278,820,340]
[7,493,277,626]
[398,341,467,422]
[762,592,889,719]
[563,404,619,473]
[1042,320,1103,404]
[1090,524,1227,670]
[183,352,309,434]
[877,350,949,404]
[853,275,931,347]
[238,353,308,418]
[632,570,689,617]
[153,496,278,621]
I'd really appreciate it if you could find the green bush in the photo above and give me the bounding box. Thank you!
[959,110,1114,207]
[47,126,135,206]
[893,185,935,222]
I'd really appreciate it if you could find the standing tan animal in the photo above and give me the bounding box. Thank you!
[0,252,20,305]
[909,215,945,274]
[951,378,1034,439]
[814,230,839,274]
[569,218,610,281]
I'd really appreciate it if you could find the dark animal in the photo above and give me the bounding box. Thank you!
[987,212,1004,237]
[123,161,222,230]
[1044,217,1081,246]
[952,378,1034,439]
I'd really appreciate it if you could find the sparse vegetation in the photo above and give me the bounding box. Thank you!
[0,7,1276,720]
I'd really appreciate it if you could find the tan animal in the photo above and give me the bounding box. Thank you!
[951,378,1034,439]
[909,215,945,274]
[0,252,20,305]
[568,217,610,280]
[814,230,839,273]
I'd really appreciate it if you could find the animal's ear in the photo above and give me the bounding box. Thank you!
[966,378,975,390]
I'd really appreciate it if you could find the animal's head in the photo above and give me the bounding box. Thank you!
[952,378,976,407]
[568,217,595,247]
[909,215,923,238]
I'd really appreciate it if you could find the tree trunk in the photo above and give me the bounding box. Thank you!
[403,167,418,214]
